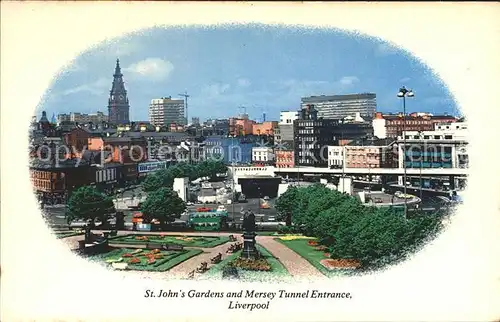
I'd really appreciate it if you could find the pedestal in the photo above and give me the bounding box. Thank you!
[241,231,258,259]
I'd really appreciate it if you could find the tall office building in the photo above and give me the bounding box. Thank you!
[294,105,373,167]
[301,93,376,120]
[149,97,186,126]
[107,59,130,124]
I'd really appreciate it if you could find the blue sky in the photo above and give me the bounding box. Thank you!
[39,25,458,122]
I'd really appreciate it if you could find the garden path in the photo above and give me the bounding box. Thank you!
[167,235,243,278]
[256,237,326,281]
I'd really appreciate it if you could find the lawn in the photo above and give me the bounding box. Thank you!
[109,234,230,248]
[91,247,203,272]
[202,245,292,283]
[275,238,342,278]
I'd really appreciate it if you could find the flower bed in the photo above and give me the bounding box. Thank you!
[320,259,361,270]
[92,248,203,271]
[109,234,229,248]
[227,257,271,271]
[202,245,291,283]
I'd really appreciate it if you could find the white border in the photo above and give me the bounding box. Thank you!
[1,2,500,322]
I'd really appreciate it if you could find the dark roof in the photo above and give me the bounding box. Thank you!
[92,162,123,169]
[103,136,147,143]
[347,137,396,147]
[81,150,113,164]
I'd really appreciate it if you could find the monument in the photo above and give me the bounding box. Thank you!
[241,210,259,259]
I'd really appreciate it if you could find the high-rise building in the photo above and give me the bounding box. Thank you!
[294,105,373,167]
[107,59,130,124]
[301,93,377,120]
[149,97,185,126]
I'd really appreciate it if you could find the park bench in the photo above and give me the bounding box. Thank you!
[226,244,236,253]
[165,244,184,251]
[145,243,164,250]
[196,262,208,273]
[187,270,195,279]
[210,253,222,264]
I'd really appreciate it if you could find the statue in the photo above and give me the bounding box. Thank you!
[84,220,92,244]
[240,210,259,259]
[242,211,256,232]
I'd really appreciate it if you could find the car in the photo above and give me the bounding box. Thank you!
[263,196,270,201]
[186,201,194,206]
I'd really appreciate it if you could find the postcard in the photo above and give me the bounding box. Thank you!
[1,2,499,322]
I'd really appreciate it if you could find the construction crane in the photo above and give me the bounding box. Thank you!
[178,91,190,125]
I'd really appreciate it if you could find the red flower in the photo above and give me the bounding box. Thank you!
[129,257,141,264]
[122,253,132,258]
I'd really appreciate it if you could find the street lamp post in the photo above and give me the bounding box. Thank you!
[397,86,414,219]
[418,130,424,203]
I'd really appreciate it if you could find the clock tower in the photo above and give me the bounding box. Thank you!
[107,59,130,124]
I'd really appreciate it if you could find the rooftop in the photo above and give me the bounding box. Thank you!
[302,93,376,102]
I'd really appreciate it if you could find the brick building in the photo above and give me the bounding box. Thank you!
[275,150,295,168]
[373,112,457,139]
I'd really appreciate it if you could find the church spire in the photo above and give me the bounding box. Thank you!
[114,58,122,77]
[108,58,130,124]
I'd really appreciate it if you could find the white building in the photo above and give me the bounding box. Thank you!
[149,97,185,126]
[252,147,274,163]
[372,116,387,139]
[279,111,299,125]
[397,122,469,170]
[327,146,344,169]
[173,177,189,202]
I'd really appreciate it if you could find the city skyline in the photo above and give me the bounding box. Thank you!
[38,25,459,122]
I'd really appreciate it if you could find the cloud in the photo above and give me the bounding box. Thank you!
[338,76,360,86]
[124,58,174,81]
[400,77,411,83]
[375,43,399,56]
[60,78,109,96]
[237,78,251,88]
[97,40,140,58]
[201,83,231,98]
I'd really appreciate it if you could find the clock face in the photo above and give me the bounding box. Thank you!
[119,94,124,100]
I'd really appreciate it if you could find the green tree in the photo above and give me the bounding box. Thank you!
[67,186,115,224]
[140,187,186,227]
[275,186,299,226]
[330,207,416,269]
[142,168,174,192]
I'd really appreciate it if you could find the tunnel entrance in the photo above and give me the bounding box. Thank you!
[238,177,281,199]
